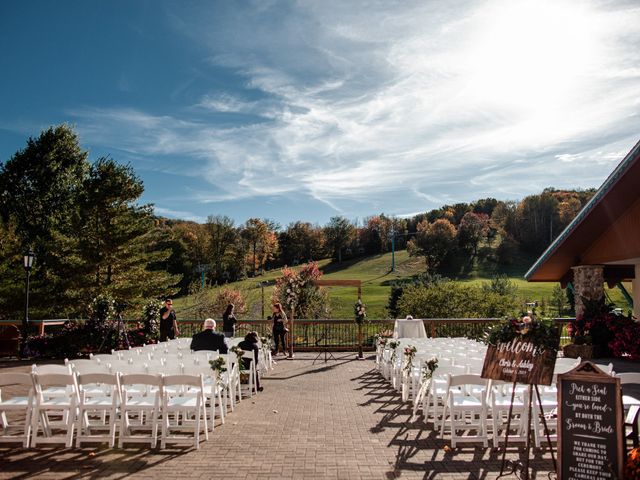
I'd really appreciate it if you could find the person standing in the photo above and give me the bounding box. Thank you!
[159,299,179,341]
[271,302,288,355]
[222,303,237,338]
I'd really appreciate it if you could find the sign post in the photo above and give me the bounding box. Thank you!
[558,362,624,480]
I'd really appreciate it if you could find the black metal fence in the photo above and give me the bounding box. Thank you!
[0,317,574,351]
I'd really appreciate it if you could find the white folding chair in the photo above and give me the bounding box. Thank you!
[161,374,208,449]
[76,373,120,447]
[0,372,34,447]
[118,374,162,448]
[422,365,467,425]
[440,374,489,448]
[618,372,640,449]
[489,381,529,447]
[69,359,110,375]
[30,372,79,447]
[182,363,225,430]
[89,353,115,363]
[241,351,258,398]
[218,353,240,411]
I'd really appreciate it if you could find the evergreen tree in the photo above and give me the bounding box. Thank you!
[73,157,179,305]
[0,125,89,317]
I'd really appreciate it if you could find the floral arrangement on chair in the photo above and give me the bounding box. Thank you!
[260,334,273,355]
[230,345,246,372]
[403,345,417,374]
[209,357,227,387]
[412,356,439,421]
[354,299,367,324]
[375,332,392,347]
[387,340,400,363]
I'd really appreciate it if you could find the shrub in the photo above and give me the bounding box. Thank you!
[272,262,330,319]
[397,281,518,319]
[213,289,247,317]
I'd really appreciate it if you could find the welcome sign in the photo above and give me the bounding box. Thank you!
[481,337,557,386]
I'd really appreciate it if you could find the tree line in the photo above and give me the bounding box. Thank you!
[0,125,595,318]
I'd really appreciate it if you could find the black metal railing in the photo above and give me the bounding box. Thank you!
[0,317,576,351]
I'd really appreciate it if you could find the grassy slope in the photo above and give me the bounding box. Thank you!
[173,250,630,319]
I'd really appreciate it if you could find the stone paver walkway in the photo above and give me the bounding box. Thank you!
[0,353,572,479]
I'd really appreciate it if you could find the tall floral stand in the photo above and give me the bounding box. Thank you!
[357,322,364,360]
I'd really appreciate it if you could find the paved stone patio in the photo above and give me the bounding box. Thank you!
[2,353,636,479]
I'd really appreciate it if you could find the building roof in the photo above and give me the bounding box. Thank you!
[525,138,640,283]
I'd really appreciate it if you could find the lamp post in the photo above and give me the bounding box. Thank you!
[22,250,35,357]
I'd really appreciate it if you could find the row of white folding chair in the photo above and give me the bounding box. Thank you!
[73,358,226,420]
[1,369,210,449]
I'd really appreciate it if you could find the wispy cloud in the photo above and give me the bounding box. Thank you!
[72,0,640,220]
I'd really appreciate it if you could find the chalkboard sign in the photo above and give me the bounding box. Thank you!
[481,338,557,385]
[558,362,623,480]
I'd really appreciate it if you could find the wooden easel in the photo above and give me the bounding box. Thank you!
[496,382,557,480]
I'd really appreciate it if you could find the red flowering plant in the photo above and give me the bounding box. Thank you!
[570,297,639,359]
[272,262,330,319]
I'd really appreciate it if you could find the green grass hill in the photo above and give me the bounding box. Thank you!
[173,250,630,320]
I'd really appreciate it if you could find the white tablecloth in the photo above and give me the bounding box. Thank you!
[393,319,427,339]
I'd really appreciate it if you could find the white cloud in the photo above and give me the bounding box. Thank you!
[73,0,640,219]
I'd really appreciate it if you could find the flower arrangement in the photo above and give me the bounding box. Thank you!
[230,345,246,372]
[354,299,367,324]
[272,262,329,318]
[626,446,640,480]
[387,340,400,363]
[260,333,273,353]
[567,298,639,359]
[485,313,559,354]
[209,357,227,375]
[375,332,392,347]
[422,356,438,380]
[412,356,439,419]
[403,345,417,374]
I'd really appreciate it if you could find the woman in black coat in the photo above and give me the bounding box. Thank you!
[238,331,263,391]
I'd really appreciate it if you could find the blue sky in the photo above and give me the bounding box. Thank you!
[1,0,639,226]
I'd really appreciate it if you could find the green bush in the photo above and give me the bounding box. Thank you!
[397,281,518,319]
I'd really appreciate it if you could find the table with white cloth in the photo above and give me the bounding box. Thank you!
[393,318,427,339]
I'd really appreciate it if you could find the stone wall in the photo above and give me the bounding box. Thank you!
[572,265,604,317]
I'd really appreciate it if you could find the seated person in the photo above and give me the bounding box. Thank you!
[190,318,228,353]
[238,331,263,392]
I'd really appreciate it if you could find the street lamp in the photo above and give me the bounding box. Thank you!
[22,250,35,357]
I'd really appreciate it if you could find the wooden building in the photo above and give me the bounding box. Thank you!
[525,139,640,318]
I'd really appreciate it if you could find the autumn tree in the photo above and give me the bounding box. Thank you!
[279,221,325,265]
[408,218,457,271]
[324,216,354,263]
[458,212,489,256]
[241,218,278,276]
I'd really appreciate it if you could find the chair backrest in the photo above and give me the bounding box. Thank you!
[163,374,203,388]
[77,372,119,386]
[32,363,72,375]
[182,363,216,379]
[434,365,467,378]
[33,372,77,389]
[119,373,162,387]
[70,360,110,375]
[89,353,114,363]
[618,372,640,385]
[448,374,488,388]
[0,372,33,388]
[113,363,149,375]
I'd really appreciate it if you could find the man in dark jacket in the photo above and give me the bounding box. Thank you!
[190,318,228,353]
